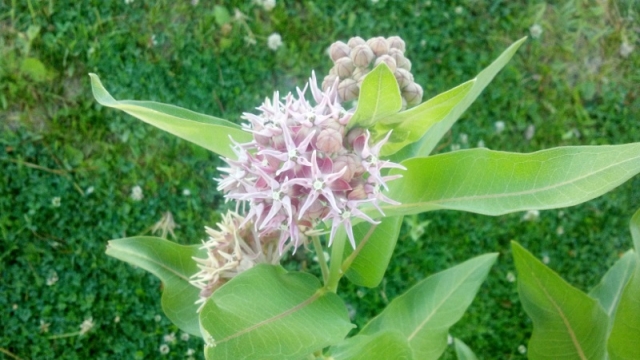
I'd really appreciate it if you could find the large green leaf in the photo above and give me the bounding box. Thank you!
[588,250,636,333]
[349,63,403,129]
[453,338,479,360]
[89,73,252,158]
[326,330,413,360]
[608,209,640,359]
[344,216,403,288]
[512,241,608,360]
[382,37,526,159]
[380,144,640,217]
[359,253,497,360]
[378,80,474,157]
[199,264,353,360]
[105,237,205,336]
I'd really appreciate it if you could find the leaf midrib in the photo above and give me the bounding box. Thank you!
[107,245,192,282]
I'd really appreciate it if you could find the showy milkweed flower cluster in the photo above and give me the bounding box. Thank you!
[218,73,405,251]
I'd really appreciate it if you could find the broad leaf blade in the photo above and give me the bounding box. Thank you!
[105,237,204,336]
[381,144,640,217]
[89,73,252,158]
[360,253,498,360]
[344,216,403,288]
[327,331,413,360]
[512,241,607,360]
[349,63,402,129]
[379,80,474,157]
[410,37,526,158]
[200,264,353,360]
[608,209,640,359]
[588,250,636,334]
[454,338,479,360]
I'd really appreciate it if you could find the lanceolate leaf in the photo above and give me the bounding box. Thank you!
[453,338,479,360]
[378,80,474,157]
[380,144,640,218]
[608,209,640,359]
[359,253,497,360]
[326,331,413,360]
[588,250,636,333]
[106,237,205,336]
[349,63,403,130]
[89,73,251,159]
[200,264,353,360]
[512,241,607,360]
[344,216,403,288]
[383,37,527,159]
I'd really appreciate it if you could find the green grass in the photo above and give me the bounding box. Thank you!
[1,0,639,359]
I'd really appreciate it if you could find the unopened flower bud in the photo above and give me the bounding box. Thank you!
[350,45,375,67]
[394,68,414,89]
[347,36,366,48]
[335,57,355,78]
[347,183,367,200]
[338,78,359,102]
[306,200,330,219]
[386,36,406,52]
[387,48,411,70]
[322,74,339,91]
[374,55,397,72]
[345,127,365,148]
[329,41,351,61]
[352,67,369,81]
[316,128,343,153]
[366,37,389,56]
[402,82,423,106]
[333,154,358,182]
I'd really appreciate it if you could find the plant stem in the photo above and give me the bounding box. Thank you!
[312,235,329,284]
[326,229,346,293]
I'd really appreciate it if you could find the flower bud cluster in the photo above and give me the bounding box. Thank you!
[190,211,281,310]
[217,73,405,251]
[324,36,423,108]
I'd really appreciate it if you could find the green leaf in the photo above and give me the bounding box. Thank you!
[89,73,252,158]
[349,63,402,129]
[21,57,47,82]
[200,264,353,360]
[608,209,640,359]
[454,338,479,360]
[381,144,640,217]
[213,5,231,26]
[344,216,403,288]
[384,37,526,159]
[105,237,205,336]
[512,241,608,360]
[588,250,636,333]
[327,330,413,360]
[359,253,498,360]
[378,79,474,157]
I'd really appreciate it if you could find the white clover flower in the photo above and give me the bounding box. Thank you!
[518,344,527,354]
[114,315,120,323]
[124,0,134,4]
[182,188,191,196]
[186,348,196,356]
[494,120,505,134]
[542,253,550,264]
[262,0,276,11]
[451,143,460,151]
[181,332,190,341]
[454,6,463,14]
[216,72,404,251]
[522,209,540,222]
[85,186,94,195]
[620,42,634,58]
[40,320,50,333]
[506,271,516,283]
[459,133,468,144]
[477,139,486,148]
[154,314,162,322]
[163,332,176,344]
[529,24,543,39]
[79,317,94,335]
[556,226,564,235]
[447,334,453,345]
[130,185,143,201]
[159,344,170,355]
[267,33,282,51]
[51,197,61,207]
[46,271,58,286]
[525,124,535,140]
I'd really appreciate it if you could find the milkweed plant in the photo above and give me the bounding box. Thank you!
[91,36,640,359]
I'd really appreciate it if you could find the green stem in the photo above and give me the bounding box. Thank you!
[311,235,329,284]
[326,229,346,293]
